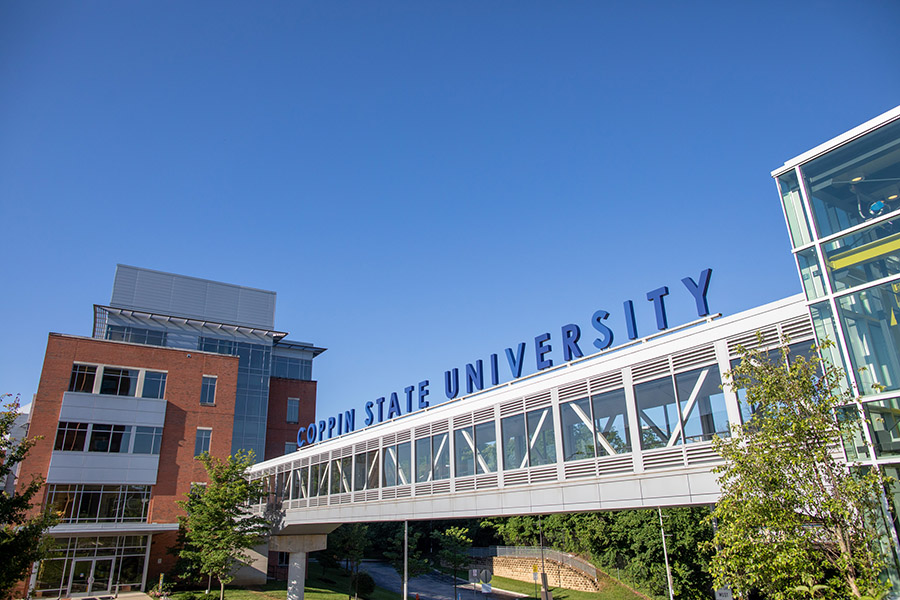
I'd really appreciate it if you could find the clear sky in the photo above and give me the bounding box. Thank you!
[2,2,899,424]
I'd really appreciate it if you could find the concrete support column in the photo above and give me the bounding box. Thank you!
[287,552,307,600]
[270,534,328,600]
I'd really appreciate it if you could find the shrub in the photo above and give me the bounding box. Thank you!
[352,572,376,598]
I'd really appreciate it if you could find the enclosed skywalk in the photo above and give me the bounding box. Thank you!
[250,295,814,534]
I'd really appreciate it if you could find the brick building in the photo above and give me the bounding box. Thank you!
[17,266,323,597]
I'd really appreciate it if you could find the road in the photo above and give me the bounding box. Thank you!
[358,560,527,600]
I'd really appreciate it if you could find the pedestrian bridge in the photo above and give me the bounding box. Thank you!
[249,295,813,536]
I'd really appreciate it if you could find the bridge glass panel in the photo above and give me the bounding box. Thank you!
[397,442,411,484]
[502,414,528,470]
[475,421,497,473]
[865,398,900,459]
[592,388,631,455]
[527,408,556,466]
[433,433,450,480]
[415,438,430,482]
[675,365,729,444]
[383,443,410,487]
[354,452,368,491]
[561,398,596,461]
[635,376,681,449]
[454,427,476,477]
[383,446,398,486]
[366,450,380,489]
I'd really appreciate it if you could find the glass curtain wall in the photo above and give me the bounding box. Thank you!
[777,112,900,589]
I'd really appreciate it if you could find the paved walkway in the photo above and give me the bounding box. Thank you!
[358,560,527,600]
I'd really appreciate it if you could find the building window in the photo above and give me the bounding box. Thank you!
[200,376,217,405]
[132,427,163,454]
[194,428,212,456]
[272,356,313,380]
[88,424,131,453]
[69,365,96,393]
[277,552,290,568]
[46,484,150,523]
[100,367,139,396]
[106,325,167,347]
[286,398,299,423]
[142,371,167,399]
[284,442,298,454]
[54,422,89,452]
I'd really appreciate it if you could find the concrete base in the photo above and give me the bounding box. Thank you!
[270,535,329,600]
[231,543,268,586]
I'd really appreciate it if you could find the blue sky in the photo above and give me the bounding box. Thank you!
[2,2,899,423]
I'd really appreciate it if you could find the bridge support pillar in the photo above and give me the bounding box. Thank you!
[271,534,328,600]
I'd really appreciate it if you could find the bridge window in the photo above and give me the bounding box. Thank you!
[354,450,380,491]
[675,365,728,443]
[502,408,556,470]
[561,398,596,461]
[592,388,631,455]
[454,428,475,477]
[527,408,556,466]
[416,433,449,482]
[475,421,497,473]
[635,377,681,450]
[331,457,351,494]
[310,461,329,496]
[502,414,528,470]
[383,442,411,487]
[454,422,499,476]
[289,467,307,500]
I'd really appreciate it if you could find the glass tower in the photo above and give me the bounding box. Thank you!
[774,105,900,586]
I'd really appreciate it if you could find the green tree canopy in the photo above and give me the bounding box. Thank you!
[384,526,431,584]
[709,338,889,599]
[0,394,58,600]
[176,451,270,600]
[432,526,472,598]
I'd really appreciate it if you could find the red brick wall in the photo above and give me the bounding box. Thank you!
[264,377,317,461]
[17,333,240,588]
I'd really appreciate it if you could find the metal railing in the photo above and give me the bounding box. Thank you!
[469,546,597,580]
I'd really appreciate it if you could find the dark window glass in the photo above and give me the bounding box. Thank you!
[200,376,217,405]
[100,368,138,396]
[54,422,88,452]
[132,427,162,454]
[194,429,211,456]
[142,372,167,399]
[286,398,299,423]
[89,425,112,452]
[68,365,96,393]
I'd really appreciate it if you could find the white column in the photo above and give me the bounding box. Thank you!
[287,552,307,600]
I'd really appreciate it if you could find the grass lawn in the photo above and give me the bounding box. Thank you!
[169,563,395,600]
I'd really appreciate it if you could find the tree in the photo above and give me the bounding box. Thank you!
[432,526,472,599]
[384,526,431,584]
[0,394,58,600]
[708,338,889,599]
[328,523,370,599]
[177,451,270,600]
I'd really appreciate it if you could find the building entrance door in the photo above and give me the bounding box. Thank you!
[68,557,115,596]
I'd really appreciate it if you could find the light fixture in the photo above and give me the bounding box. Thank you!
[889,194,899,201]
[869,200,886,216]
[851,176,864,183]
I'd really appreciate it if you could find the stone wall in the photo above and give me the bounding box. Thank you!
[469,555,602,593]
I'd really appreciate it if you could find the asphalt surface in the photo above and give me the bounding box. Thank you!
[357,560,527,600]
